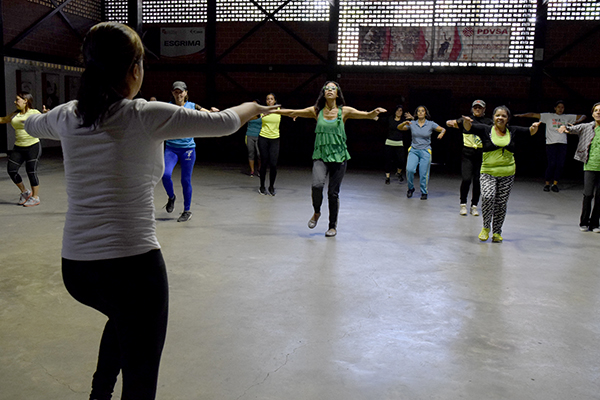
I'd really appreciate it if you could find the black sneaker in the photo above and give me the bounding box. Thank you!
[385,177,390,185]
[551,184,559,193]
[398,175,405,183]
[268,186,276,196]
[177,210,192,222]
[420,193,428,200]
[164,195,176,213]
[407,188,415,198]
[543,185,550,192]
[258,187,268,195]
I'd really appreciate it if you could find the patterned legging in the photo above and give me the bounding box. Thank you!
[480,173,515,234]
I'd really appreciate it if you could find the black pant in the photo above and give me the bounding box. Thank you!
[545,143,568,183]
[312,160,347,229]
[581,170,600,229]
[384,144,405,174]
[258,136,280,189]
[460,147,482,206]
[62,249,169,400]
[7,142,41,186]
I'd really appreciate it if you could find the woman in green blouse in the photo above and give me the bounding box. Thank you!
[273,81,385,237]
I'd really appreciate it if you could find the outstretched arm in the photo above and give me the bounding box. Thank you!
[575,114,586,123]
[229,102,280,126]
[514,112,541,119]
[343,106,386,122]
[446,119,459,129]
[271,106,318,120]
[0,110,18,124]
[397,121,411,131]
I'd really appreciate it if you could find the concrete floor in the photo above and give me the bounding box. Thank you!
[1,153,599,400]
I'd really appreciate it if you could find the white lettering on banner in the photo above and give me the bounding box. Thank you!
[160,28,205,57]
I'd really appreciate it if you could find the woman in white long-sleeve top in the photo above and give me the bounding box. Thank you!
[24,22,275,400]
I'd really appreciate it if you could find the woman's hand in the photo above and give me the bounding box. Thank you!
[437,130,446,139]
[404,112,414,120]
[558,124,570,134]
[529,121,541,135]
[462,116,473,131]
[210,107,220,112]
[370,107,387,121]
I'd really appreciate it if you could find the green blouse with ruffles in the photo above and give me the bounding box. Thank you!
[312,108,351,162]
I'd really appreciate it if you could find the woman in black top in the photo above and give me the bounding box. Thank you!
[384,105,412,184]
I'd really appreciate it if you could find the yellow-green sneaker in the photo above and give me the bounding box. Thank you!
[478,227,490,241]
[492,233,503,243]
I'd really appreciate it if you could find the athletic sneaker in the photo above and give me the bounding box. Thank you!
[460,204,468,216]
[407,188,415,198]
[580,225,589,232]
[18,190,32,205]
[325,228,337,237]
[420,193,428,200]
[478,227,490,241]
[543,185,550,192]
[258,187,268,195]
[164,195,176,213]
[593,228,600,233]
[385,177,390,185]
[492,233,503,243]
[470,205,479,216]
[551,184,559,193]
[23,196,40,207]
[268,186,276,196]
[177,211,192,222]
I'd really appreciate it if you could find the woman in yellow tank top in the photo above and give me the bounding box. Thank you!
[0,93,42,206]
[258,93,282,195]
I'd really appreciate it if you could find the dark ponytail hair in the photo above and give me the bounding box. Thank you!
[77,22,144,127]
[17,93,34,111]
[314,81,346,114]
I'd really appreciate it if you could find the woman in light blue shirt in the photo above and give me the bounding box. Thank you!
[398,105,446,200]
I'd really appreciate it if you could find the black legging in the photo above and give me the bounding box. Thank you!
[460,147,483,206]
[258,136,280,189]
[62,249,169,400]
[384,144,406,175]
[7,142,41,186]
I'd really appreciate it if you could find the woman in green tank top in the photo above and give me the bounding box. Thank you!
[272,81,386,237]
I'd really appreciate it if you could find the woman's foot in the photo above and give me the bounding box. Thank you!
[478,227,490,241]
[325,228,337,237]
[308,213,321,229]
[268,186,276,196]
[18,190,32,205]
[23,196,40,207]
[258,187,268,195]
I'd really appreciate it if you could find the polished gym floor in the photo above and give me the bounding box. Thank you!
[1,153,599,400]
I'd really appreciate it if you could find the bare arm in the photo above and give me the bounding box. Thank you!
[435,125,447,139]
[514,112,541,119]
[397,121,411,131]
[462,116,473,131]
[446,119,459,129]
[575,114,586,123]
[228,103,280,126]
[342,106,386,122]
[271,106,318,120]
[0,111,18,124]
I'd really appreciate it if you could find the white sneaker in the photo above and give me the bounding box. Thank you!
[459,204,467,216]
[18,190,32,205]
[470,205,479,216]
[580,225,589,232]
[593,228,600,233]
[23,196,40,207]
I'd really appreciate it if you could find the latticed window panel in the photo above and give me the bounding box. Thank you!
[338,0,537,68]
[104,0,329,23]
[216,0,329,22]
[28,0,102,21]
[547,0,600,20]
